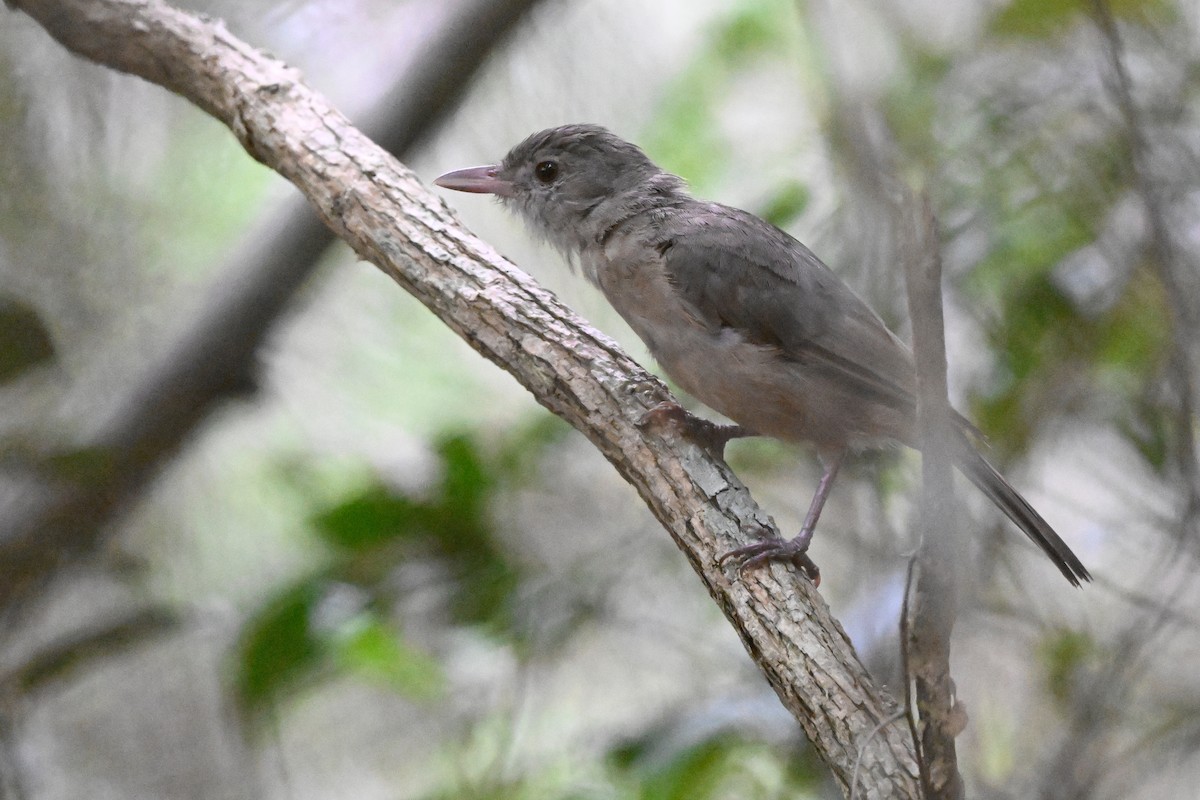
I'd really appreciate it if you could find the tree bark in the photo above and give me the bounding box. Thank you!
[6,1,920,795]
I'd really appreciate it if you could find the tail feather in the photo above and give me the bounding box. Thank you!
[955,445,1091,587]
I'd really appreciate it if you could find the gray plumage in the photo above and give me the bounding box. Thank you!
[435,124,1090,586]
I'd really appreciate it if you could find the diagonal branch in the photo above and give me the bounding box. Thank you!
[6,0,920,794]
[0,0,543,611]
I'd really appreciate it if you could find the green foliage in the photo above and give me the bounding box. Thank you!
[870,0,1182,467]
[235,422,568,721]
[642,0,800,189]
[330,615,442,698]
[311,482,428,551]
[989,0,1173,39]
[1119,392,1172,471]
[990,0,1089,38]
[883,49,954,170]
[144,121,273,277]
[956,124,1170,455]
[641,63,729,190]
[413,729,821,800]
[312,432,519,629]
[0,296,55,382]
[234,575,443,720]
[617,738,738,800]
[39,444,119,486]
[608,732,821,800]
[711,0,795,65]
[235,579,326,714]
[971,200,1097,299]
[971,264,1170,454]
[1040,628,1097,705]
[757,179,810,228]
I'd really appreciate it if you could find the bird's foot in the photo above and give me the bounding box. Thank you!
[719,530,821,587]
[638,401,751,457]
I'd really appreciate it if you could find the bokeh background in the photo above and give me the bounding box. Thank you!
[1,0,1197,797]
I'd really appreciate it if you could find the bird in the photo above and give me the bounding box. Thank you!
[433,124,1091,587]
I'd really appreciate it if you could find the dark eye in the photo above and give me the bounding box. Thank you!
[534,160,559,183]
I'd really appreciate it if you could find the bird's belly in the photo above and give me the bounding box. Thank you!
[591,250,901,449]
[661,329,843,444]
[631,314,884,449]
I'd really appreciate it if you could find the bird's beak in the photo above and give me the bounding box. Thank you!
[433,165,514,198]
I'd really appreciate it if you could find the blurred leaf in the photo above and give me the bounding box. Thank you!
[972,275,1079,449]
[1095,267,1170,376]
[990,0,1170,38]
[0,296,55,382]
[235,579,325,715]
[712,0,793,65]
[610,732,819,800]
[44,444,120,485]
[332,615,443,698]
[990,0,1083,37]
[961,140,1171,451]
[757,179,810,228]
[1040,628,1096,705]
[883,49,953,168]
[313,482,429,551]
[972,263,1170,453]
[638,738,733,800]
[0,438,120,486]
[724,435,793,475]
[971,200,1095,299]
[1119,393,1171,471]
[449,550,521,633]
[435,433,493,549]
[644,0,799,187]
[235,578,443,720]
[493,414,572,484]
[310,430,525,636]
[643,63,728,189]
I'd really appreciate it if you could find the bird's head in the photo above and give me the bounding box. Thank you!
[434,124,681,256]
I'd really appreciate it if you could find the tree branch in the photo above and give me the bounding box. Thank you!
[901,196,965,798]
[0,0,543,610]
[6,0,920,794]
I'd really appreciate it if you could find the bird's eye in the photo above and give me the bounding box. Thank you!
[534,160,559,183]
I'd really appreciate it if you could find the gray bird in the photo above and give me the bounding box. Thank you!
[434,124,1090,587]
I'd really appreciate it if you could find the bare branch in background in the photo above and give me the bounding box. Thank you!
[6,0,922,794]
[901,196,965,800]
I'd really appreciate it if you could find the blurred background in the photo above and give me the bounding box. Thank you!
[1,0,1197,797]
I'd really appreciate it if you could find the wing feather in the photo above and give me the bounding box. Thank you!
[658,205,918,415]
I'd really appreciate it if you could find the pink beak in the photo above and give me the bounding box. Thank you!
[433,165,514,198]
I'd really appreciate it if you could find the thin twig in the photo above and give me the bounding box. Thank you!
[852,708,909,800]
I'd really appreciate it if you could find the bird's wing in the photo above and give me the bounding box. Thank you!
[658,204,919,414]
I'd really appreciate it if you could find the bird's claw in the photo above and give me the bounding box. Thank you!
[719,535,821,587]
[638,401,750,456]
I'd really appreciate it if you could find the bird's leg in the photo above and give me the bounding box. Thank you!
[719,450,847,586]
[638,400,753,458]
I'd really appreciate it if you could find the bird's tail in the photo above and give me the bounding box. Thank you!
[955,445,1091,586]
